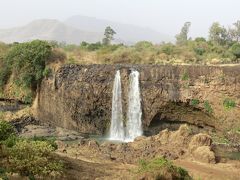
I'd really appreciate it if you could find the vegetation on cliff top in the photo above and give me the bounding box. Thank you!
[0,21,240,103]
[0,40,55,103]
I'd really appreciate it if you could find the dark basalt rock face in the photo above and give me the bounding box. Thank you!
[36,64,240,135]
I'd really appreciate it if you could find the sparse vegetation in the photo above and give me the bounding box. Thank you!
[211,133,230,144]
[204,101,213,114]
[190,99,200,106]
[223,98,236,110]
[181,71,189,81]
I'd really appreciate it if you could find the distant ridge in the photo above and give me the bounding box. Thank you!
[0,16,171,44]
[0,19,102,44]
[65,15,171,44]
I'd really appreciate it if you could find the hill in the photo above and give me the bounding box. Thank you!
[0,16,171,44]
[0,19,102,44]
[65,15,171,44]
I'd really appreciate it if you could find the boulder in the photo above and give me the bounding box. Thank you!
[192,146,216,163]
[189,133,212,152]
[158,129,170,144]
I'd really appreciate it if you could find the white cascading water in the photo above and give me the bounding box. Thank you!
[125,70,143,141]
[109,70,125,141]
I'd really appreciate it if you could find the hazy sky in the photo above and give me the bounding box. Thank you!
[0,0,240,38]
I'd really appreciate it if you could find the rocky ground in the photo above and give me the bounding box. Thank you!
[2,118,240,180]
[2,105,239,179]
[52,125,240,180]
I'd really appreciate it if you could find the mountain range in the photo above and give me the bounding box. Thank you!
[0,15,171,45]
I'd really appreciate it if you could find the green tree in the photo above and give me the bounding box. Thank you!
[0,40,52,103]
[175,22,191,45]
[228,20,240,42]
[102,26,116,45]
[5,40,52,89]
[209,22,228,45]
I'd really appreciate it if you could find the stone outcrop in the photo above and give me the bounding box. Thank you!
[65,125,216,164]
[36,64,240,134]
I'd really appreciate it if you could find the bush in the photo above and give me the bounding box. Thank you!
[7,140,63,177]
[231,43,240,59]
[31,136,58,150]
[2,134,18,148]
[137,157,192,180]
[0,121,15,141]
[223,98,236,110]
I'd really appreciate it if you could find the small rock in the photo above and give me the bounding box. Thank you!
[134,136,147,141]
[88,140,99,149]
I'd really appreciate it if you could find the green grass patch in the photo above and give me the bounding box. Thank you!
[204,101,213,114]
[223,98,236,110]
[190,99,200,106]
[211,133,230,144]
[181,71,189,81]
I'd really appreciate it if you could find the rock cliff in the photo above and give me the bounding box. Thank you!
[36,64,240,135]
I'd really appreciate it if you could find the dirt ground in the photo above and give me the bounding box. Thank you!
[175,159,240,180]
[59,152,136,180]
[57,151,240,180]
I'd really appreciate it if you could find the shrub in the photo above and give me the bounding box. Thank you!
[0,60,11,88]
[231,43,240,59]
[0,167,8,180]
[181,71,189,81]
[31,136,58,150]
[160,43,176,56]
[7,140,63,178]
[87,42,102,51]
[137,157,192,180]
[190,99,200,106]
[0,121,15,141]
[204,101,213,114]
[223,98,236,110]
[2,134,18,148]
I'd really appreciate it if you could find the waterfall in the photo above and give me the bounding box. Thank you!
[109,70,142,142]
[126,70,143,141]
[109,70,125,141]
